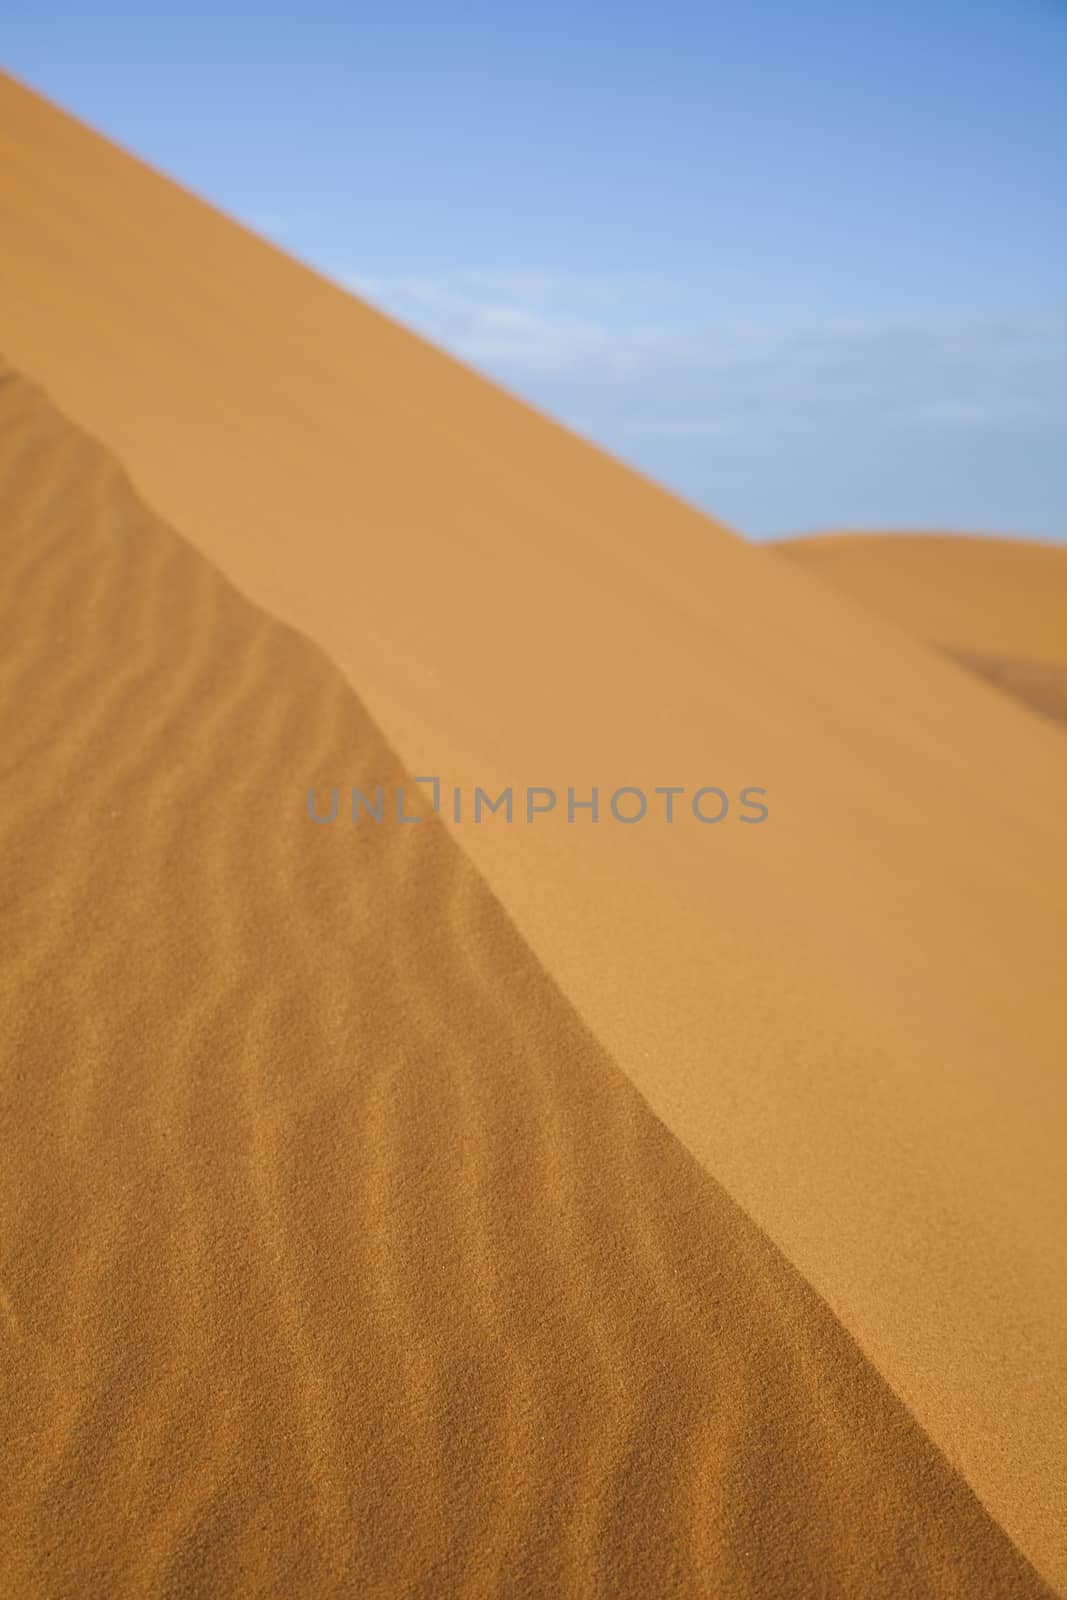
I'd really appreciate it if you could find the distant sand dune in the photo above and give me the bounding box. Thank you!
[1,368,1055,1597]
[778,534,1067,725]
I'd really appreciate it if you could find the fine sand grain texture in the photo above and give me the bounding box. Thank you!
[3,74,1067,1591]
[778,533,1067,724]
[1,366,1056,1599]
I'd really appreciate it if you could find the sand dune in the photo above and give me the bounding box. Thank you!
[2,365,1055,1598]
[3,72,1067,1593]
[779,533,1067,724]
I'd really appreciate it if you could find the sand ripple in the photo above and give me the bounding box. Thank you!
[0,366,1053,1597]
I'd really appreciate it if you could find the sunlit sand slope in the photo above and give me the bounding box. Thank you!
[2,367,1056,1598]
[2,75,1067,1589]
[779,533,1067,724]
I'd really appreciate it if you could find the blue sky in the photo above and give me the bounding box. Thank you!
[5,0,1066,539]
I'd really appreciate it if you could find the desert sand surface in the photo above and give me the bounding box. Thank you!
[3,365,1056,1598]
[779,533,1067,724]
[3,72,1067,1594]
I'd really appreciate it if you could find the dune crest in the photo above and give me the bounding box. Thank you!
[2,74,1067,1590]
[2,364,1057,1597]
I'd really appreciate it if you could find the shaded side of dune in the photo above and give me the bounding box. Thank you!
[777,534,1067,726]
[0,367,1053,1599]
[936,649,1067,727]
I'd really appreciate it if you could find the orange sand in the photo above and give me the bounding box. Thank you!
[779,533,1067,723]
[3,365,1055,1597]
[2,71,1067,1595]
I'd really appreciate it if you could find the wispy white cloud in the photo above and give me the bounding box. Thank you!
[891,400,994,428]
[344,269,1067,536]
[347,269,1066,420]
[349,271,613,372]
